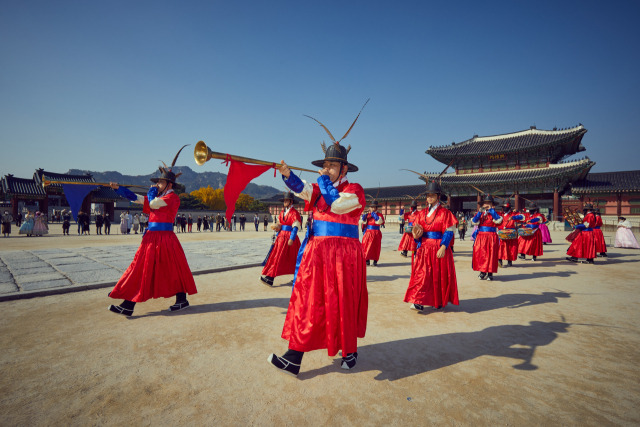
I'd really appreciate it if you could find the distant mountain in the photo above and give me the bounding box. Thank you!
[66,166,281,199]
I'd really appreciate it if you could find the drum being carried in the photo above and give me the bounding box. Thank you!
[497,228,517,240]
[404,224,413,234]
[518,228,536,237]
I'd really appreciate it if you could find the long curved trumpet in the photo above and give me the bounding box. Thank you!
[41,179,147,189]
[194,140,317,174]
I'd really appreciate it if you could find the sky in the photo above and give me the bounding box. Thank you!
[1,0,639,189]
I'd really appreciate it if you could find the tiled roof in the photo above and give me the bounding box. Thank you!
[423,158,594,187]
[259,193,304,204]
[572,170,640,193]
[427,125,587,163]
[34,169,96,189]
[364,159,594,200]
[1,175,47,197]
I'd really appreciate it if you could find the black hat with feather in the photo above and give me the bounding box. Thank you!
[306,100,369,173]
[151,145,188,184]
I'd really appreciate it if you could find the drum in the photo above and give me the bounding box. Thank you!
[518,228,536,237]
[404,224,413,234]
[497,229,517,240]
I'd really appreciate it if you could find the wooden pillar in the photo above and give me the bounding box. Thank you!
[617,193,622,217]
[553,188,560,221]
[11,196,19,218]
[40,197,49,216]
[105,201,115,220]
[514,193,522,212]
[477,192,482,205]
[81,193,93,215]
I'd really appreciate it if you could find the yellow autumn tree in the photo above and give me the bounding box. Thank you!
[190,186,226,210]
[235,193,255,211]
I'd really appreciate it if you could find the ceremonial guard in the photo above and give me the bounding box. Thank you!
[268,109,368,377]
[404,180,458,311]
[260,192,302,286]
[107,146,197,316]
[517,203,544,261]
[360,200,384,266]
[497,202,524,267]
[566,203,597,264]
[593,209,607,258]
[471,195,503,280]
[398,199,419,257]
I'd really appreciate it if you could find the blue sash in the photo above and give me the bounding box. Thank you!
[312,220,359,238]
[478,226,497,233]
[416,231,443,249]
[147,222,173,231]
[281,225,293,232]
[594,226,601,230]
[584,228,593,231]
[366,225,380,231]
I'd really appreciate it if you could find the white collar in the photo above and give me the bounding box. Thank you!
[427,202,440,217]
[333,176,348,188]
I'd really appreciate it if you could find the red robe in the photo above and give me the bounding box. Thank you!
[262,207,302,277]
[282,178,367,356]
[109,190,197,302]
[472,211,502,273]
[404,204,458,308]
[398,208,419,252]
[517,213,544,256]
[361,211,384,261]
[567,212,597,259]
[498,211,523,261]
[593,214,607,253]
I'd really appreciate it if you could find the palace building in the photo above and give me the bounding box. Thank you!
[357,125,639,226]
[1,169,121,218]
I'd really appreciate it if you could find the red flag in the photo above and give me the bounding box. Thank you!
[224,159,272,223]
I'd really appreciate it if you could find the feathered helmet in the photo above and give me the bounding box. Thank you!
[528,202,538,212]
[370,199,380,208]
[282,191,295,203]
[479,194,497,206]
[582,203,593,211]
[151,145,188,184]
[307,100,369,173]
[502,202,512,211]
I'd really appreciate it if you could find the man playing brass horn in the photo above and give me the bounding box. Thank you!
[268,112,368,377]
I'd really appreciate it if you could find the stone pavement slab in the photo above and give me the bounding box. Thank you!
[0,237,274,299]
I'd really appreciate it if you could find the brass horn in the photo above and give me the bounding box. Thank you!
[194,140,317,173]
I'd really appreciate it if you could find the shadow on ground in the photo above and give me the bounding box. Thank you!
[300,321,570,381]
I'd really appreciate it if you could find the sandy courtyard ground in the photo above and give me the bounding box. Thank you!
[0,228,639,425]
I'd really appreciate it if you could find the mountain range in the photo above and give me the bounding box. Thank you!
[66,166,281,199]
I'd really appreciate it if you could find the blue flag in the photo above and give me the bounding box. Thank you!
[62,184,98,221]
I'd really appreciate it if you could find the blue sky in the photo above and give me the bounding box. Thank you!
[2,0,639,189]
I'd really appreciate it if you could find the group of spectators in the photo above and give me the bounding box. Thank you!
[174,212,273,233]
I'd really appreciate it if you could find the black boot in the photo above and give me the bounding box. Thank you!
[508,260,513,267]
[566,256,578,263]
[400,251,408,257]
[478,272,487,280]
[169,292,189,311]
[487,273,494,281]
[532,256,537,261]
[518,254,526,260]
[366,260,370,266]
[108,300,135,316]
[268,349,303,377]
[498,259,503,267]
[260,276,274,286]
[341,352,358,370]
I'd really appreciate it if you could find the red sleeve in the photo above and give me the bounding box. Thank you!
[143,197,151,214]
[441,208,458,230]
